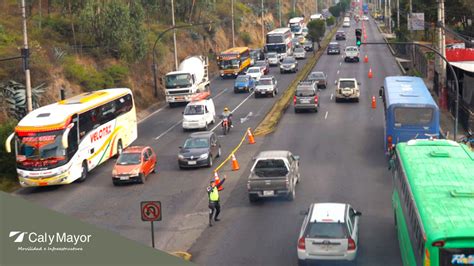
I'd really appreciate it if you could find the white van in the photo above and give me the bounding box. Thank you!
[343,17,351,27]
[182,99,216,130]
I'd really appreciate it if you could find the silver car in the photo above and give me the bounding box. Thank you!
[297,203,361,265]
[266,52,279,66]
[294,48,306,59]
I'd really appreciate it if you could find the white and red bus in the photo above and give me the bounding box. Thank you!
[5,88,137,187]
[264,28,293,59]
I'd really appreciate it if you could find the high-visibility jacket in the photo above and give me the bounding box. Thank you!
[209,187,219,202]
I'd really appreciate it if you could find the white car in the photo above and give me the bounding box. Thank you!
[255,75,278,98]
[335,78,361,102]
[344,46,360,62]
[293,48,306,59]
[297,203,361,264]
[246,67,264,81]
[362,15,369,21]
[266,52,279,66]
[182,99,215,130]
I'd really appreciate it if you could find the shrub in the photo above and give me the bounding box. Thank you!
[63,57,113,91]
[104,65,129,88]
[326,16,336,27]
[240,32,252,46]
[0,119,17,180]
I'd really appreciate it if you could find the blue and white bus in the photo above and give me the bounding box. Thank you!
[380,76,440,152]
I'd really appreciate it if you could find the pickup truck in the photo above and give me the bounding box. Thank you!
[247,150,300,202]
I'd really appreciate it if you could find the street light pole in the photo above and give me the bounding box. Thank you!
[363,41,460,140]
[231,0,235,47]
[151,22,214,99]
[21,0,32,113]
[171,0,178,70]
[261,0,264,46]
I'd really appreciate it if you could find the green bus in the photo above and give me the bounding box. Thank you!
[390,139,474,266]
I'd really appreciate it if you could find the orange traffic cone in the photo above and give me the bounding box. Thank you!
[368,68,373,79]
[371,96,376,109]
[364,55,368,63]
[231,154,240,171]
[247,128,256,144]
[214,171,223,191]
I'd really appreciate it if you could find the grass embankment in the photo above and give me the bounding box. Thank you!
[254,24,341,136]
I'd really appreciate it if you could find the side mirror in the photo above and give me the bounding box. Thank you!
[357,82,361,85]
[294,155,300,160]
[61,123,74,149]
[379,88,383,98]
[179,146,182,149]
[5,132,14,153]
[300,209,309,215]
[334,80,337,85]
[355,211,362,216]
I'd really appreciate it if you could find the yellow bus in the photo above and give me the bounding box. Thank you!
[217,47,251,78]
[5,88,137,187]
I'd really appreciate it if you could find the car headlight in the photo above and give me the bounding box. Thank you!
[130,169,140,177]
[199,153,209,159]
[178,154,184,160]
[112,169,117,176]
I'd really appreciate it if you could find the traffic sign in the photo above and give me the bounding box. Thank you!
[141,201,162,222]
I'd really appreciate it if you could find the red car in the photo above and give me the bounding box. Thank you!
[254,60,270,75]
[112,146,157,185]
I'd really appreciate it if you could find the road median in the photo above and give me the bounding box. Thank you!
[254,24,341,136]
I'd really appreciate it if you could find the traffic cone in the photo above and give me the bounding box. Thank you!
[231,154,240,171]
[247,128,256,144]
[214,171,223,191]
[364,55,368,63]
[368,68,373,79]
[371,96,376,109]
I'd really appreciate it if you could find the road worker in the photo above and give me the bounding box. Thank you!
[207,177,226,227]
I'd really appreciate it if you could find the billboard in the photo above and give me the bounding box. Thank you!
[409,13,425,30]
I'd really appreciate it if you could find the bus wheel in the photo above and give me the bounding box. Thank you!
[77,161,88,182]
[116,140,123,158]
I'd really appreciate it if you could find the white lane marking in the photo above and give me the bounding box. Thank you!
[324,111,328,120]
[211,91,255,132]
[139,106,166,124]
[240,111,253,123]
[155,120,183,140]
[212,88,228,99]
[339,62,342,66]
[337,70,340,75]
[330,94,334,100]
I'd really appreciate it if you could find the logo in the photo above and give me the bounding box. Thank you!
[90,124,112,143]
[9,231,27,243]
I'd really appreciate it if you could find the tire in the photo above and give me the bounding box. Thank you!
[217,147,222,158]
[169,102,177,108]
[294,108,299,113]
[249,194,259,203]
[203,123,208,131]
[355,98,360,102]
[234,89,239,93]
[335,97,340,103]
[280,70,283,74]
[255,93,259,99]
[275,88,278,94]
[222,125,228,135]
[76,161,88,182]
[113,140,123,159]
[297,259,306,266]
[152,163,157,173]
[112,180,120,186]
[138,173,145,184]
[207,155,213,168]
[314,107,318,113]
[287,186,296,201]
[272,90,276,97]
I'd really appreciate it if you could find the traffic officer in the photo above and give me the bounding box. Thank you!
[207,177,226,227]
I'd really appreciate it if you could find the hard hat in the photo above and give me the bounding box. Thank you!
[224,107,229,112]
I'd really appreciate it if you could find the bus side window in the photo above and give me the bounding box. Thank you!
[79,109,98,139]
[115,94,132,117]
[99,101,117,124]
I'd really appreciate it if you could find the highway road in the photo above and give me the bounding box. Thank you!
[14,41,313,252]
[189,17,403,266]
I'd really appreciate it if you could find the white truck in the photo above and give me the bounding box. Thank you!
[182,99,216,131]
[164,56,210,107]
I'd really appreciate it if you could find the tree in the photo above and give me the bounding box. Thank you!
[307,19,325,50]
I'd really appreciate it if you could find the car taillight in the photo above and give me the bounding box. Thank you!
[432,240,444,247]
[387,135,393,150]
[314,95,318,104]
[298,237,306,250]
[293,96,297,105]
[348,237,356,250]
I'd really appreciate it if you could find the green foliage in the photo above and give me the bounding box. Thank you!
[240,32,252,46]
[79,0,146,62]
[0,119,18,189]
[307,20,326,43]
[0,24,16,47]
[0,81,47,120]
[329,0,351,17]
[104,65,129,88]
[326,16,336,27]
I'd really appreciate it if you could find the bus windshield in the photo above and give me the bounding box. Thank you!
[290,25,301,32]
[16,130,68,170]
[394,107,433,125]
[265,44,286,53]
[165,74,192,89]
[219,59,240,70]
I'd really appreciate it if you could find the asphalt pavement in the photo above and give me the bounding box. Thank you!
[188,17,403,266]
[14,44,311,252]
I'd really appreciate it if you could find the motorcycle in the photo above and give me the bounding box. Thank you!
[459,130,473,149]
[221,118,231,135]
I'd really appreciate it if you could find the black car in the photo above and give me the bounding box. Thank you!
[327,42,341,55]
[178,132,221,169]
[279,57,298,73]
[335,31,346,40]
[307,71,328,89]
[250,48,265,62]
[303,40,314,51]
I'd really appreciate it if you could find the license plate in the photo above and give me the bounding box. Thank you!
[120,176,129,180]
[188,161,197,165]
[263,190,274,196]
[175,96,184,100]
[300,99,310,103]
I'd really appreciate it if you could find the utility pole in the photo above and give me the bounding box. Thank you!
[231,0,235,47]
[315,0,318,14]
[388,0,392,33]
[278,0,282,27]
[408,0,412,32]
[21,0,32,113]
[397,0,400,29]
[437,0,447,110]
[171,0,178,70]
[261,0,265,46]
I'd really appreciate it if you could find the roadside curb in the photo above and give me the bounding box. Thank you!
[253,23,341,136]
[374,22,407,75]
